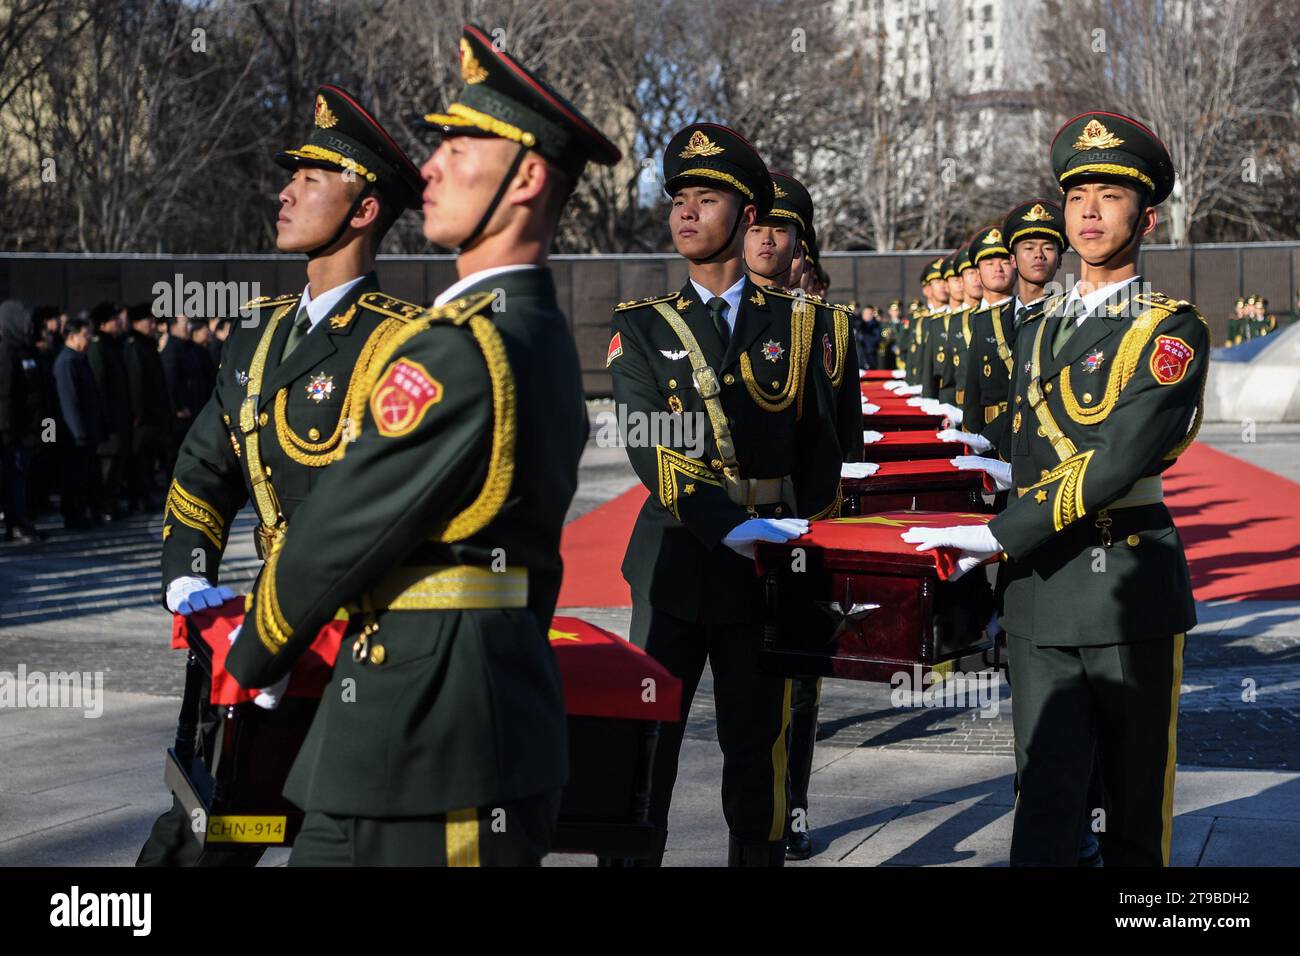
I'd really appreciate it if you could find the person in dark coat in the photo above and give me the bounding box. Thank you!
[122,303,172,510]
[0,299,47,542]
[53,318,105,529]
[86,301,131,519]
[28,306,64,517]
[159,314,213,448]
[854,304,882,371]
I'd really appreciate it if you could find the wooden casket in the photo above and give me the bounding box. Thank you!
[164,605,682,863]
[860,399,947,432]
[861,428,959,462]
[756,511,1000,683]
[842,458,990,516]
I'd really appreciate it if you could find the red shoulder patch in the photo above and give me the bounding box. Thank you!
[370,358,442,437]
[1149,334,1194,385]
[606,331,623,367]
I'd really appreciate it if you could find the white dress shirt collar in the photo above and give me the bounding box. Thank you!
[690,274,747,331]
[299,274,367,331]
[434,263,542,307]
[1063,275,1139,326]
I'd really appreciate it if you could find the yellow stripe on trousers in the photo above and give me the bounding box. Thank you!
[446,808,480,867]
[1161,633,1185,867]
[769,678,793,842]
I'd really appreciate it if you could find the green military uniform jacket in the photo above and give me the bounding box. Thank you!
[926,304,973,405]
[227,268,582,818]
[960,299,1015,452]
[808,293,864,463]
[906,310,932,384]
[608,277,842,620]
[989,286,1209,647]
[916,309,950,397]
[159,273,422,586]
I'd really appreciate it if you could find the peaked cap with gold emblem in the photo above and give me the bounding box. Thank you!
[421,24,622,178]
[1002,198,1067,251]
[922,256,945,284]
[968,224,1011,265]
[767,171,814,236]
[275,85,424,210]
[662,122,774,219]
[1051,110,1175,205]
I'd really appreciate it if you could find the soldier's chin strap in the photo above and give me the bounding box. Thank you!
[457,144,529,254]
[305,181,374,259]
[744,233,797,281]
[694,204,748,265]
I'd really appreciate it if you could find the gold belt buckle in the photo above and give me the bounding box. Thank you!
[692,366,721,399]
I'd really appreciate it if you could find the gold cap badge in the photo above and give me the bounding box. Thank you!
[773,182,788,199]
[679,129,724,159]
[1023,203,1051,221]
[983,228,1003,244]
[1073,118,1124,151]
[460,37,488,84]
[314,95,338,129]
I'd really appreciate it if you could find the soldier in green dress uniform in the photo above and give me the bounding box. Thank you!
[608,122,842,866]
[137,84,425,867]
[223,24,622,867]
[958,225,1017,450]
[743,169,862,860]
[904,111,1206,866]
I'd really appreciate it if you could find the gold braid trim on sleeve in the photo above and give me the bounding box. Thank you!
[439,311,515,542]
[1025,449,1094,532]
[655,446,723,520]
[164,479,225,549]
[807,480,843,521]
[829,306,850,388]
[254,544,292,654]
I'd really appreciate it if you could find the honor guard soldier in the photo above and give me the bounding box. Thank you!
[904,111,1206,866]
[223,24,621,866]
[918,251,963,399]
[1226,297,1246,347]
[957,225,1017,451]
[138,85,425,867]
[743,170,861,861]
[608,123,842,866]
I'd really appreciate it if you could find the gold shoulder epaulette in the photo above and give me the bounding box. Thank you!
[359,291,425,321]
[1134,291,1190,311]
[763,285,821,304]
[423,290,499,327]
[242,292,299,310]
[614,293,677,311]
[830,300,856,315]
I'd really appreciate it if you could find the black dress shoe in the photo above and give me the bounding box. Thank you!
[786,830,813,861]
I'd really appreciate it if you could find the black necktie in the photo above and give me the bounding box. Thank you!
[707,296,730,350]
[1014,305,1029,329]
[281,306,311,360]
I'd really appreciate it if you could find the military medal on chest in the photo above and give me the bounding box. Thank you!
[761,339,785,363]
[306,371,335,403]
[1082,348,1105,373]
[235,369,250,387]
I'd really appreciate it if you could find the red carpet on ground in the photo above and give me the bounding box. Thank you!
[557,441,1300,609]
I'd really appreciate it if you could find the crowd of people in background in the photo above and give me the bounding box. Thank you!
[0,299,233,541]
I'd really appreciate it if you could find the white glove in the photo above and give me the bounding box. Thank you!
[862,430,884,444]
[841,462,880,479]
[899,384,924,395]
[722,517,810,560]
[936,403,963,425]
[227,624,289,710]
[906,397,926,407]
[168,577,235,615]
[882,380,907,393]
[951,455,1013,492]
[891,369,907,379]
[861,402,880,415]
[900,524,1002,582]
[937,428,993,454]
